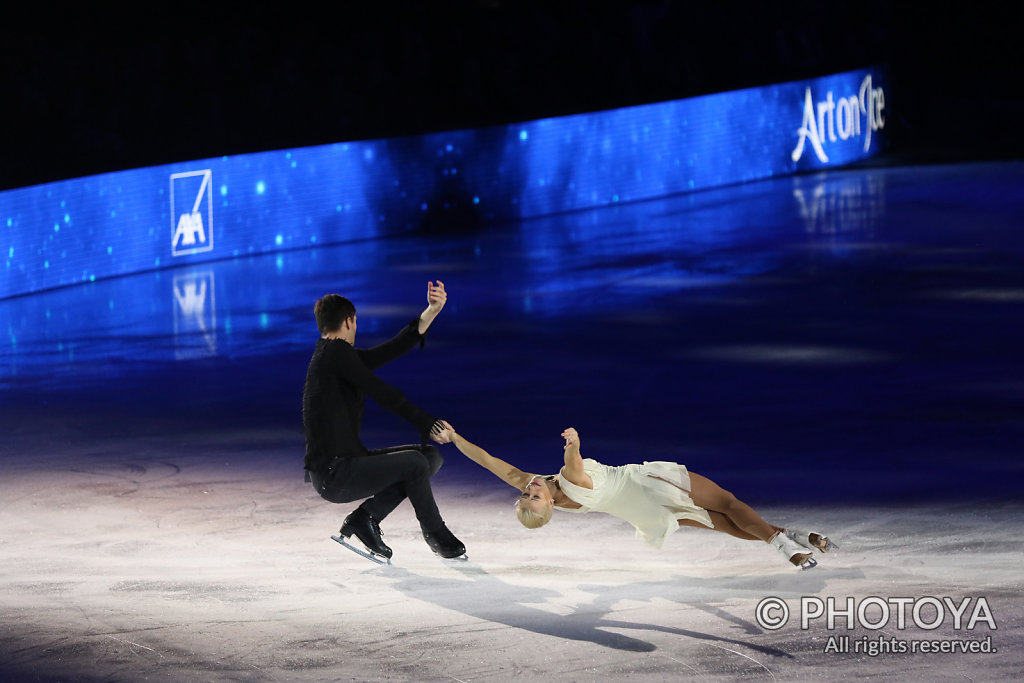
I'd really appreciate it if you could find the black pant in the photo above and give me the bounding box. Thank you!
[311,444,444,532]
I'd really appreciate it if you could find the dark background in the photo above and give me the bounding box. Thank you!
[2,1,1021,192]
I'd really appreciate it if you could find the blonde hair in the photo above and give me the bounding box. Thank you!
[516,502,553,529]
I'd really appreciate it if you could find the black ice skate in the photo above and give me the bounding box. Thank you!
[422,524,467,560]
[332,509,392,565]
[784,528,838,553]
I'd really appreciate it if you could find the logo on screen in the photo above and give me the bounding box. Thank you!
[173,270,217,359]
[792,75,885,164]
[170,169,214,256]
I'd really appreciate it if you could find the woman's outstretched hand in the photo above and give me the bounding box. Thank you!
[559,427,591,488]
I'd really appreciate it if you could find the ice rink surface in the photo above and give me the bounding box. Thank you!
[1,433,1020,681]
[2,162,1023,680]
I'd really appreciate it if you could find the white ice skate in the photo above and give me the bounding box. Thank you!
[783,528,838,553]
[770,531,817,569]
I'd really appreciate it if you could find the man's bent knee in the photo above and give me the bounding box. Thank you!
[422,445,443,477]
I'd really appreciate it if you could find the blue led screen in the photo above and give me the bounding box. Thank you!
[0,67,887,300]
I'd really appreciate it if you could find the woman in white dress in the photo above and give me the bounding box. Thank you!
[436,423,835,569]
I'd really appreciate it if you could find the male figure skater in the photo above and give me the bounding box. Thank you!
[302,280,465,561]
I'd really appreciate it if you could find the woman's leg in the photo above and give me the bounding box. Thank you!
[678,511,781,541]
[687,471,815,567]
[687,472,780,543]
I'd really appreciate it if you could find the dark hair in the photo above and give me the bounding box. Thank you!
[314,294,356,335]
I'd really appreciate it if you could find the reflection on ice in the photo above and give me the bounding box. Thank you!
[173,270,217,359]
[689,344,893,365]
[793,170,886,238]
[930,288,1024,302]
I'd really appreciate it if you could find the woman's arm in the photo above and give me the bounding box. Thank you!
[443,424,533,490]
[559,427,593,489]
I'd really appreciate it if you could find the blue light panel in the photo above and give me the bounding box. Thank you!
[0,67,887,299]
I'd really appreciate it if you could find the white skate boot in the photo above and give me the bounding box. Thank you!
[770,531,817,569]
[783,528,838,553]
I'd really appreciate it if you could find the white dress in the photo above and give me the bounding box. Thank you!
[555,458,713,549]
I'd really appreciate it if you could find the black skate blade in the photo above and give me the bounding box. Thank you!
[331,535,391,565]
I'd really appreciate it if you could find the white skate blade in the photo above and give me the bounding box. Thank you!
[331,535,391,565]
[797,555,818,570]
[817,536,838,553]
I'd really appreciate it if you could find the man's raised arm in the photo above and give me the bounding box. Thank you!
[360,280,448,369]
[417,280,447,335]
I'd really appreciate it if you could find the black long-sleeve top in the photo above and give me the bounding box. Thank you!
[302,318,437,476]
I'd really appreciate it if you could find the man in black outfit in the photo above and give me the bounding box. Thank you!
[302,280,465,560]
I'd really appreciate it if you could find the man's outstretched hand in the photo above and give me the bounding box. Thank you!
[426,280,447,315]
[430,419,454,444]
[419,280,448,334]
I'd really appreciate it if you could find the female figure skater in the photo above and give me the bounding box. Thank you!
[436,423,835,569]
